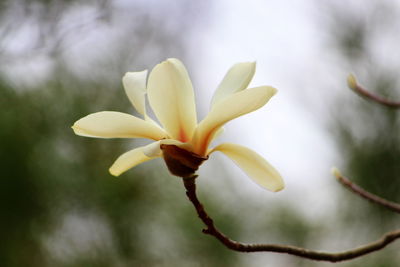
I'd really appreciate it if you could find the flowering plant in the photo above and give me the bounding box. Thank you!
[72,58,283,191]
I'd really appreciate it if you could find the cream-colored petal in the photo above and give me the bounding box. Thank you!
[147,58,197,142]
[213,127,225,140]
[72,111,168,140]
[192,86,277,155]
[109,139,192,176]
[122,70,148,116]
[199,127,225,149]
[210,143,284,192]
[109,142,160,176]
[142,141,163,157]
[142,139,192,157]
[211,62,256,108]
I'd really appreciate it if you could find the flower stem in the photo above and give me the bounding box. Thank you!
[182,176,400,262]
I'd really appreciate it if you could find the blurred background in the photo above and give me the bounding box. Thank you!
[1,0,400,266]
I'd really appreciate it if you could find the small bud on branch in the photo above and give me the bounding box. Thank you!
[347,74,400,108]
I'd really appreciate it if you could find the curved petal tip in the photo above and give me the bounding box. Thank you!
[210,143,284,192]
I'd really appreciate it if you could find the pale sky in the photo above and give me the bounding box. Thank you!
[189,0,341,215]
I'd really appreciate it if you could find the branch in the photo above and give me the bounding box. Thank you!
[347,74,400,109]
[332,168,400,214]
[182,176,400,262]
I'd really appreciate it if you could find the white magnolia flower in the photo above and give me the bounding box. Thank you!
[72,58,284,192]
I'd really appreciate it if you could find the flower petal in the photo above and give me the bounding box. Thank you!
[142,139,192,157]
[211,62,256,108]
[109,142,161,176]
[147,58,197,142]
[210,143,284,192]
[109,139,192,177]
[122,70,148,116]
[72,111,168,140]
[192,86,277,155]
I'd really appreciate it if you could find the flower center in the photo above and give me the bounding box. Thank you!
[160,144,208,178]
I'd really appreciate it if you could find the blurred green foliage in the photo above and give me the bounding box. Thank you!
[1,0,399,266]
[0,0,240,266]
[325,2,400,266]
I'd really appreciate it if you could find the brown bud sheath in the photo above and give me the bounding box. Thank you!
[161,144,208,178]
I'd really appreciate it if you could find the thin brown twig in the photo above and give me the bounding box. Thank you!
[332,169,400,214]
[182,176,400,262]
[348,74,400,109]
